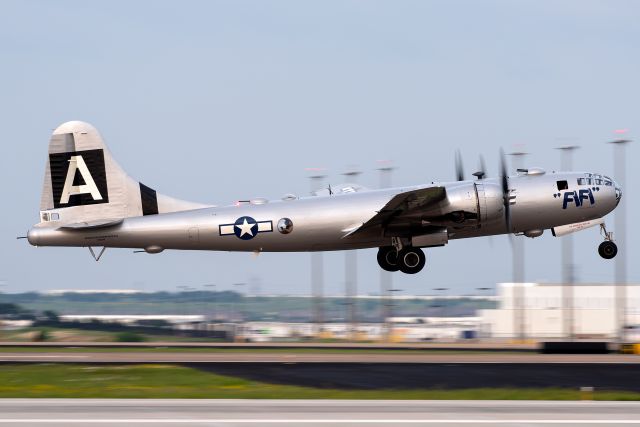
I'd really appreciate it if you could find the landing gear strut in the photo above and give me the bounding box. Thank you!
[377,246,426,274]
[598,223,618,260]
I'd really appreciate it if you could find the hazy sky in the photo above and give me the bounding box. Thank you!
[1,0,638,295]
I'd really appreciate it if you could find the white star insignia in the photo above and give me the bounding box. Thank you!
[235,218,255,237]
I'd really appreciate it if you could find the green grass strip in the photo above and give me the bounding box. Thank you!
[0,364,637,400]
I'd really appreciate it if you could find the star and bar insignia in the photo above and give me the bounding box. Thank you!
[219,216,273,240]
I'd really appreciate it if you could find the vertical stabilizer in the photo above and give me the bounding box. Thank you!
[38,121,210,226]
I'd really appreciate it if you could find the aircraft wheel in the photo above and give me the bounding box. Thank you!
[377,247,400,272]
[398,247,426,274]
[598,241,618,259]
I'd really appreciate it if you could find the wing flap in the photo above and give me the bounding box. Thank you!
[345,186,447,237]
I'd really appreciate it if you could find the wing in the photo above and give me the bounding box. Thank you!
[344,186,447,238]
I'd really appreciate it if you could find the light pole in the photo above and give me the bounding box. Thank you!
[556,145,579,341]
[342,167,362,341]
[204,284,216,323]
[432,287,449,315]
[476,287,492,296]
[388,288,403,341]
[233,282,246,323]
[176,285,189,317]
[476,286,493,337]
[0,281,6,303]
[377,160,395,341]
[609,134,631,343]
[307,169,327,337]
[0,281,5,340]
[509,150,528,341]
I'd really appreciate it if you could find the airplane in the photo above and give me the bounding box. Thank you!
[26,121,622,274]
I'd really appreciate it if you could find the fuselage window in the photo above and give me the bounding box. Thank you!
[557,180,569,191]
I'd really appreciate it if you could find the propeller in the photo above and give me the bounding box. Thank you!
[499,148,513,236]
[455,150,464,181]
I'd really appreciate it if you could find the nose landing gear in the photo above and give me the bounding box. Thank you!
[598,223,618,260]
[377,245,426,274]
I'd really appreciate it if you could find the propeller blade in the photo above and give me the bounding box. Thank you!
[455,150,464,181]
[499,148,513,236]
[479,155,487,179]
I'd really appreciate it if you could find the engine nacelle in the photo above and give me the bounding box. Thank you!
[444,184,479,216]
[551,218,604,237]
[475,182,504,225]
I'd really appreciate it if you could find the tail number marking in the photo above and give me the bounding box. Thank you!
[49,149,109,208]
[60,155,102,204]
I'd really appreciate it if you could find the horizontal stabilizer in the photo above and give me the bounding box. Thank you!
[58,218,124,230]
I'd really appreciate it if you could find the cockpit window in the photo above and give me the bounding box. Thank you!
[579,177,593,185]
[581,173,613,186]
[557,180,568,191]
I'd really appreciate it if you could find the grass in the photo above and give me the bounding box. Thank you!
[0,363,636,400]
[0,327,222,343]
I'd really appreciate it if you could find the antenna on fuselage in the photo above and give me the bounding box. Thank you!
[472,155,487,180]
[458,151,488,181]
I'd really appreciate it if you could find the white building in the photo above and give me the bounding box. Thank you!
[480,283,640,339]
[60,314,204,325]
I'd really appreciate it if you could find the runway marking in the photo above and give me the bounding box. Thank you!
[0,420,639,424]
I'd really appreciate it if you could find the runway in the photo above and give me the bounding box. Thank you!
[0,352,636,363]
[0,399,639,426]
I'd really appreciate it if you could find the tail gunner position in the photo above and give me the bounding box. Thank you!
[26,121,622,274]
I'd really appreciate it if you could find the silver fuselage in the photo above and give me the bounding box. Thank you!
[28,171,621,253]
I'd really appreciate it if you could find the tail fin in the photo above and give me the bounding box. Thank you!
[38,121,209,226]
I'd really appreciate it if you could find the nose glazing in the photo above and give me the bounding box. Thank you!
[614,181,623,206]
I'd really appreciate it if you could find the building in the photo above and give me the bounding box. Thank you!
[480,283,640,339]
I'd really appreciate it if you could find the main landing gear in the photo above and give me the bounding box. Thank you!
[598,223,618,260]
[377,246,426,274]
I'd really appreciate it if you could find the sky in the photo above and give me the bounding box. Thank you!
[1,0,638,295]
